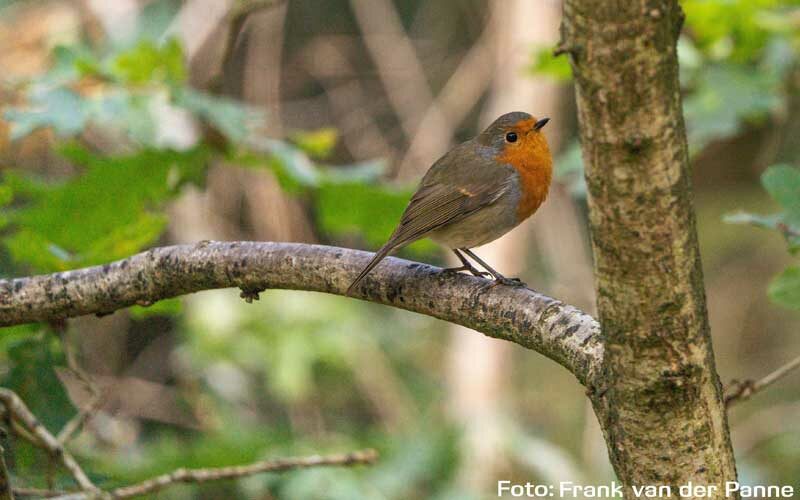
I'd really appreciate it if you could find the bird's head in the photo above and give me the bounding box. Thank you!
[478,111,552,169]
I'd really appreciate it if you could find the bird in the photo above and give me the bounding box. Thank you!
[346,111,552,296]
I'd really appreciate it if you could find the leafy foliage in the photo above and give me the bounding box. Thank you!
[3,145,210,271]
[769,266,800,310]
[726,164,800,309]
[2,25,410,275]
[531,0,799,177]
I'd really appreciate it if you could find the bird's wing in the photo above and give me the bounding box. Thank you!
[386,168,512,248]
[345,141,509,296]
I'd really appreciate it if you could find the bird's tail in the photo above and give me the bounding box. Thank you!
[346,242,397,296]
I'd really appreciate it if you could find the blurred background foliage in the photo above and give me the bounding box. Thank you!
[0,0,798,498]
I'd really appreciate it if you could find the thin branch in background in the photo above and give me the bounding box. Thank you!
[110,449,378,499]
[725,354,800,407]
[348,0,454,177]
[0,444,14,500]
[211,0,288,92]
[0,390,98,494]
[56,390,106,445]
[398,20,498,176]
[13,487,64,498]
[300,37,396,160]
[48,449,379,500]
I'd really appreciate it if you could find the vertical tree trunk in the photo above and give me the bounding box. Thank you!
[560,1,739,496]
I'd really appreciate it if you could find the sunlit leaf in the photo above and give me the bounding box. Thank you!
[291,128,338,159]
[129,297,183,319]
[110,38,186,85]
[768,266,800,310]
[316,181,409,247]
[3,146,210,271]
[255,139,320,189]
[5,229,74,272]
[528,46,572,81]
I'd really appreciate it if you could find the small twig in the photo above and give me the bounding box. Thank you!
[726,354,800,407]
[776,222,800,239]
[210,0,287,92]
[0,444,14,500]
[349,0,452,165]
[0,390,98,493]
[56,391,106,445]
[49,449,378,500]
[13,487,66,498]
[553,40,582,58]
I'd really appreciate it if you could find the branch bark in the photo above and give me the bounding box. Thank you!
[561,0,738,496]
[0,241,602,387]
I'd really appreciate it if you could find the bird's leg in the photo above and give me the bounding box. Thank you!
[443,249,490,278]
[460,248,526,287]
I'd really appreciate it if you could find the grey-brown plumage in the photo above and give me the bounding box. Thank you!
[347,112,552,296]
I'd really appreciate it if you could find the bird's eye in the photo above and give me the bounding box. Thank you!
[505,132,518,143]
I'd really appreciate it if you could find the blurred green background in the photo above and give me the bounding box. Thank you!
[0,0,799,498]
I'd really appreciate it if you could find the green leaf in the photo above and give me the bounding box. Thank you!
[4,229,75,272]
[291,128,338,159]
[110,38,186,85]
[684,64,781,151]
[762,164,800,226]
[682,0,792,62]
[768,266,800,310]
[528,46,572,81]
[316,181,434,254]
[175,88,264,143]
[3,146,210,272]
[5,87,89,140]
[319,160,386,184]
[257,139,320,189]
[81,212,168,266]
[129,297,183,319]
[0,184,12,206]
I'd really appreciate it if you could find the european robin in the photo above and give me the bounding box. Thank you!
[347,111,552,295]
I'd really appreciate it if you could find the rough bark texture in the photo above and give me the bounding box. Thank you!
[0,241,602,387]
[561,0,738,496]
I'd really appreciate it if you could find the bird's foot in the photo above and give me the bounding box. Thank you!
[484,276,526,289]
[442,264,491,278]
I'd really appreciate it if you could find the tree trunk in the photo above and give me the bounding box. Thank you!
[561,1,739,496]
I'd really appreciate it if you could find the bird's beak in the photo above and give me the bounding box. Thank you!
[533,117,550,131]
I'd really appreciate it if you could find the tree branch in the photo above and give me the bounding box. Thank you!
[0,242,602,387]
[0,444,14,500]
[0,389,97,493]
[562,0,738,494]
[48,449,378,500]
[725,354,800,407]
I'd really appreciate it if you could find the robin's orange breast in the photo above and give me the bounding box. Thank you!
[496,129,553,222]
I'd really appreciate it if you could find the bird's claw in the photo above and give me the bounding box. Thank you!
[442,265,491,278]
[483,276,527,290]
